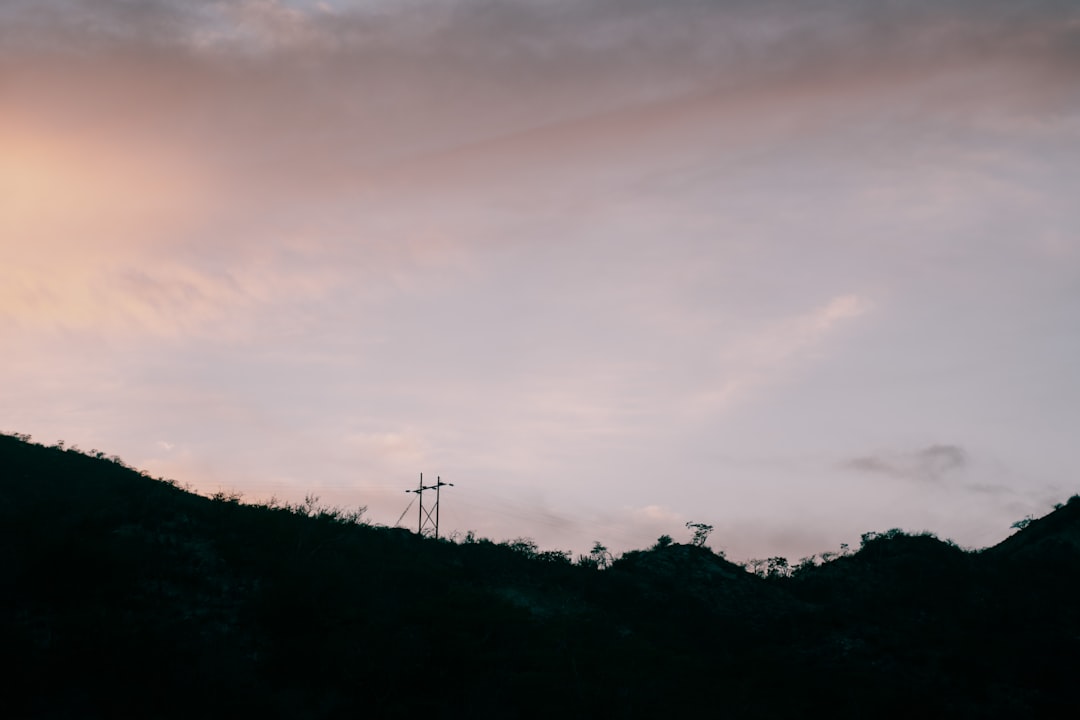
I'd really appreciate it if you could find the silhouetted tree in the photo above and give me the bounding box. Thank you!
[536,549,572,564]
[1011,516,1034,530]
[505,538,539,559]
[590,541,613,569]
[766,556,790,578]
[685,522,714,548]
[744,558,768,577]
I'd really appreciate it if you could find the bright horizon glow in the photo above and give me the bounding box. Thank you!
[3,0,1079,561]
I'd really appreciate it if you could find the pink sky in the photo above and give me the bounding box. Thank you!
[3,0,1079,560]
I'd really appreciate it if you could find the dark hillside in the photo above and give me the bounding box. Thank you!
[2,433,1078,718]
[788,531,975,609]
[984,495,1080,564]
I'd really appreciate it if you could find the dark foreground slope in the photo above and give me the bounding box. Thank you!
[2,434,1078,718]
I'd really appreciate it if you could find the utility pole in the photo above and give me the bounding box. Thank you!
[406,472,453,538]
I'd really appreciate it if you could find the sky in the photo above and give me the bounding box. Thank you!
[3,0,1079,561]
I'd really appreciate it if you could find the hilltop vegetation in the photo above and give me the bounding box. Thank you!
[2,433,1078,718]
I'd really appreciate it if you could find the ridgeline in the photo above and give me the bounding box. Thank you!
[2,433,1077,718]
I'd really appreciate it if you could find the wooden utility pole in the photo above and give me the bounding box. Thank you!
[406,472,453,538]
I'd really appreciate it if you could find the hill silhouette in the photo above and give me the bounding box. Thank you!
[2,432,1077,718]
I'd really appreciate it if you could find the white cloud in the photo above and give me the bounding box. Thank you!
[630,504,682,525]
[690,294,872,414]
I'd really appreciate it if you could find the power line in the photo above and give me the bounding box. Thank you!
[393,496,415,528]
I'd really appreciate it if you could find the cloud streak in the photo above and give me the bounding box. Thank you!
[845,445,969,484]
